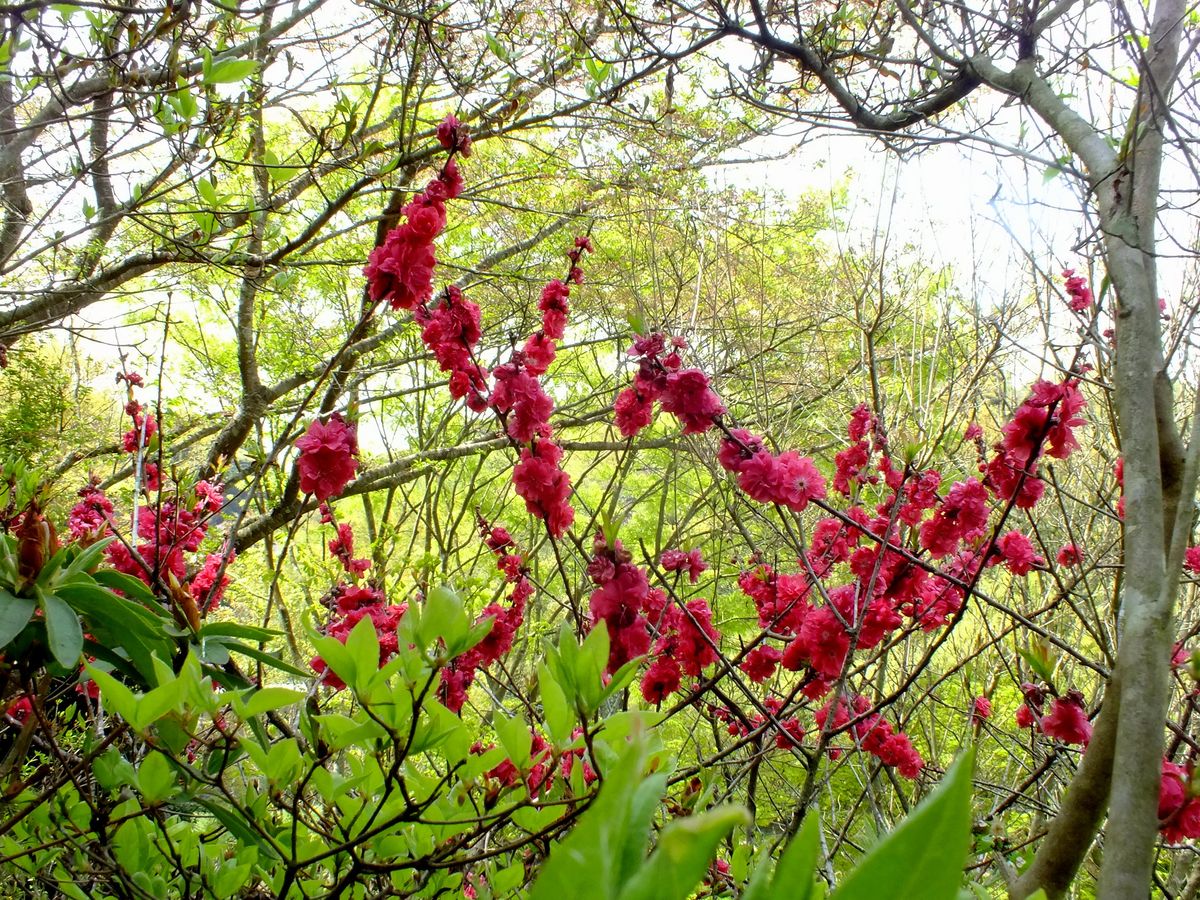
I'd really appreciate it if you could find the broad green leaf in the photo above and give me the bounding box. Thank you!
[539,663,573,745]
[495,713,533,769]
[85,664,139,724]
[136,751,175,804]
[219,640,312,678]
[618,805,750,900]
[41,590,83,667]
[199,621,279,642]
[132,677,184,731]
[421,584,469,650]
[193,796,280,859]
[93,569,164,611]
[234,687,304,720]
[529,733,658,900]
[204,59,258,85]
[0,589,35,648]
[64,536,114,577]
[830,747,975,900]
[197,178,218,205]
[344,614,380,688]
[769,812,821,900]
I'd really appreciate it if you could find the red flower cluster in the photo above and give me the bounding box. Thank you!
[1015,684,1091,745]
[989,530,1045,576]
[436,114,472,157]
[1056,543,1082,567]
[728,443,828,513]
[737,563,810,635]
[816,694,924,779]
[640,597,722,704]
[295,413,359,502]
[497,240,597,538]
[491,362,554,443]
[918,477,990,558]
[1062,268,1093,312]
[1041,691,1092,745]
[1159,759,1200,842]
[440,521,533,712]
[972,696,992,724]
[984,378,1086,509]
[660,547,707,582]
[587,533,660,673]
[68,478,114,543]
[328,522,371,577]
[311,581,408,689]
[415,285,489,412]
[511,439,575,538]
[833,404,879,495]
[615,332,724,437]
[363,151,463,310]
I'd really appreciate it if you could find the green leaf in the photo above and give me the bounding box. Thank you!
[344,614,380,688]
[93,569,163,611]
[40,590,83,667]
[198,620,278,642]
[618,805,750,900]
[771,812,821,899]
[0,589,36,648]
[132,677,184,731]
[496,713,533,769]
[539,663,573,746]
[830,747,975,900]
[137,751,176,804]
[85,664,139,724]
[220,640,312,678]
[584,57,612,85]
[421,584,469,651]
[194,796,280,859]
[65,536,114,578]
[577,621,610,713]
[204,58,258,85]
[485,34,509,63]
[197,178,218,206]
[530,733,661,900]
[234,687,304,720]
[1018,641,1056,683]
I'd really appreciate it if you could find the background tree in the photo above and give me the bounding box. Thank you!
[608,0,1200,895]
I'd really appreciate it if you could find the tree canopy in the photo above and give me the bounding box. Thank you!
[0,1,1198,898]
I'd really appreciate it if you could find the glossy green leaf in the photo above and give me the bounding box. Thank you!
[234,687,304,720]
[136,751,175,804]
[529,732,661,900]
[40,590,83,667]
[85,663,139,724]
[0,588,35,648]
[830,747,975,900]
[618,805,750,900]
[495,713,533,769]
[204,58,258,85]
[539,663,573,745]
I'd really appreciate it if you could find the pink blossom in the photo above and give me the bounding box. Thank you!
[741,645,783,683]
[659,368,725,434]
[614,386,654,438]
[972,696,992,723]
[1041,693,1092,746]
[993,530,1045,576]
[295,414,359,502]
[661,548,707,583]
[1062,268,1093,312]
[1056,543,1082,567]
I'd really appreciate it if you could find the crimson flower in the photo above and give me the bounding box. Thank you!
[296,414,359,501]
